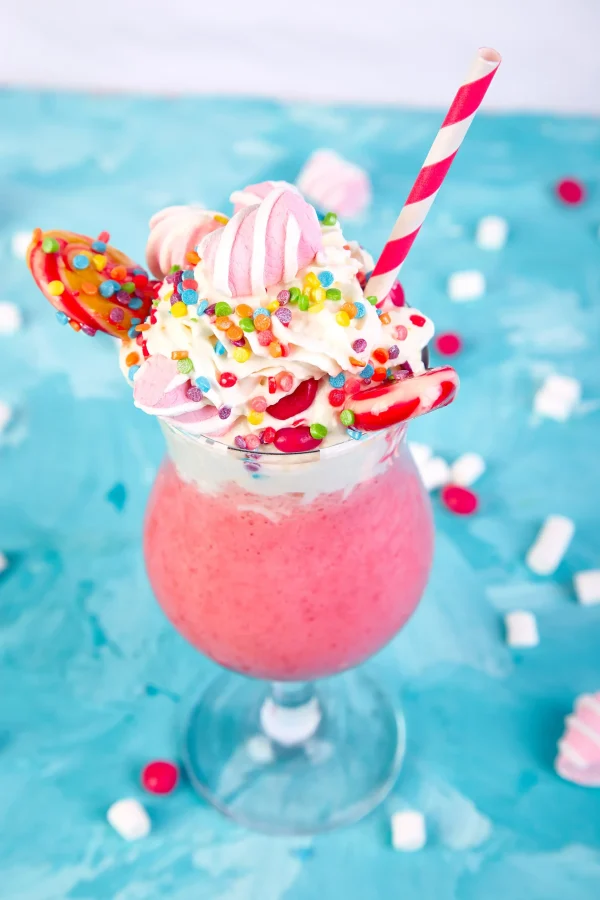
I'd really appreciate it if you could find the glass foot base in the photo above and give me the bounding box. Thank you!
[183,670,405,835]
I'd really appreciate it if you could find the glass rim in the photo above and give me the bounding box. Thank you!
[161,420,407,461]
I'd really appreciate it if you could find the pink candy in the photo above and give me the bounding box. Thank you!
[146,206,224,278]
[297,149,372,219]
[133,354,219,432]
[199,188,322,298]
[556,692,600,787]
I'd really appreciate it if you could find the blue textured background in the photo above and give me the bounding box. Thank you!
[1,91,599,899]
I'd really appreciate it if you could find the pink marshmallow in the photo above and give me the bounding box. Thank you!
[556,692,600,787]
[199,187,322,298]
[146,206,225,278]
[297,149,372,219]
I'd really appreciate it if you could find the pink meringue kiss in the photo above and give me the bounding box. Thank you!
[146,206,225,278]
[230,180,298,214]
[556,692,600,787]
[297,149,372,219]
[199,187,322,298]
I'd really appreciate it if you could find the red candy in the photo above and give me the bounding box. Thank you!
[260,427,276,444]
[440,485,478,516]
[276,372,294,392]
[344,376,362,396]
[347,366,459,431]
[141,760,179,795]
[267,378,319,420]
[268,377,277,394]
[219,372,237,388]
[274,425,323,453]
[257,329,274,347]
[328,389,345,407]
[409,314,426,327]
[435,332,463,356]
[555,178,586,205]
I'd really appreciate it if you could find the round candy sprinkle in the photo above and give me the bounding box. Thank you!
[312,287,327,303]
[348,356,365,368]
[56,311,68,324]
[226,324,244,342]
[81,281,97,295]
[440,485,479,516]
[318,271,334,288]
[214,340,226,356]
[336,311,350,327]
[253,307,270,318]
[48,280,64,296]
[236,303,253,318]
[328,389,345,407]
[121,282,135,294]
[257,329,274,346]
[218,405,232,419]
[360,363,375,379]
[304,272,320,289]
[276,372,294,392]
[342,301,357,319]
[329,373,345,388]
[177,358,194,374]
[233,347,251,363]
[246,435,261,451]
[366,295,378,305]
[298,294,310,311]
[99,280,117,298]
[348,427,362,440]
[181,289,198,305]
[352,338,367,353]
[219,372,237,388]
[322,212,337,226]
[205,304,217,317]
[109,307,124,323]
[182,280,197,291]
[275,307,292,326]
[354,302,366,319]
[215,316,232,331]
[182,269,195,280]
[82,325,97,337]
[128,365,140,379]
[277,290,290,304]
[72,253,90,270]
[395,325,408,341]
[269,341,283,358]
[42,236,60,253]
[344,376,362,395]
[92,254,106,270]
[239,317,255,332]
[128,297,143,310]
[196,376,210,392]
[267,300,280,313]
[260,426,276,444]
[310,423,328,440]
[215,301,233,317]
[186,386,203,401]
[254,314,271,332]
[372,367,387,382]
[555,177,586,205]
[127,326,137,339]
[248,410,264,425]
[340,409,355,426]
[197,300,209,315]
[326,288,342,301]
[230,336,246,348]
[288,287,301,303]
[250,396,268,412]
[91,239,107,253]
[388,344,400,359]
[116,289,131,306]
[435,332,463,356]
[308,302,325,314]
[234,435,247,449]
[171,302,187,317]
[410,314,426,327]
[373,347,389,364]
[376,308,382,317]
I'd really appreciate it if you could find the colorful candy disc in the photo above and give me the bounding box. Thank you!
[27,229,157,338]
[346,366,459,431]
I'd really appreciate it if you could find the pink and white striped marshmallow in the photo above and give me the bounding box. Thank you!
[146,206,225,278]
[199,187,322,298]
[556,692,600,787]
[230,180,298,214]
[133,354,222,435]
[297,149,372,219]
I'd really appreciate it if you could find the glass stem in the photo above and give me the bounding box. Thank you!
[260,681,322,747]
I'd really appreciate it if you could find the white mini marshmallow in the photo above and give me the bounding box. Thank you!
[107,798,151,841]
[391,810,427,852]
[0,302,22,335]
[526,515,575,576]
[420,456,451,492]
[534,374,581,422]
[11,231,32,260]
[0,552,8,575]
[450,452,486,487]
[447,270,486,302]
[0,402,12,433]
[573,570,600,607]
[505,611,539,648]
[476,215,508,250]
[408,442,433,469]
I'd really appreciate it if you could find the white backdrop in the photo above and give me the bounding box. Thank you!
[1,0,599,113]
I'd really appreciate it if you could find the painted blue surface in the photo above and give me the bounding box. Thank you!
[1,91,600,899]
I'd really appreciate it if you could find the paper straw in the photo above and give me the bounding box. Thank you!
[365,47,501,304]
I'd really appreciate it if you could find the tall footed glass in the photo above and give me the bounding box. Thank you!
[144,422,434,834]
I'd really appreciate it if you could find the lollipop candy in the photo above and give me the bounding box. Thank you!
[146,206,226,279]
[345,366,459,431]
[27,229,157,339]
[199,187,322,298]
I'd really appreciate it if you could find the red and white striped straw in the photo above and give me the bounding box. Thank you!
[365,47,501,304]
